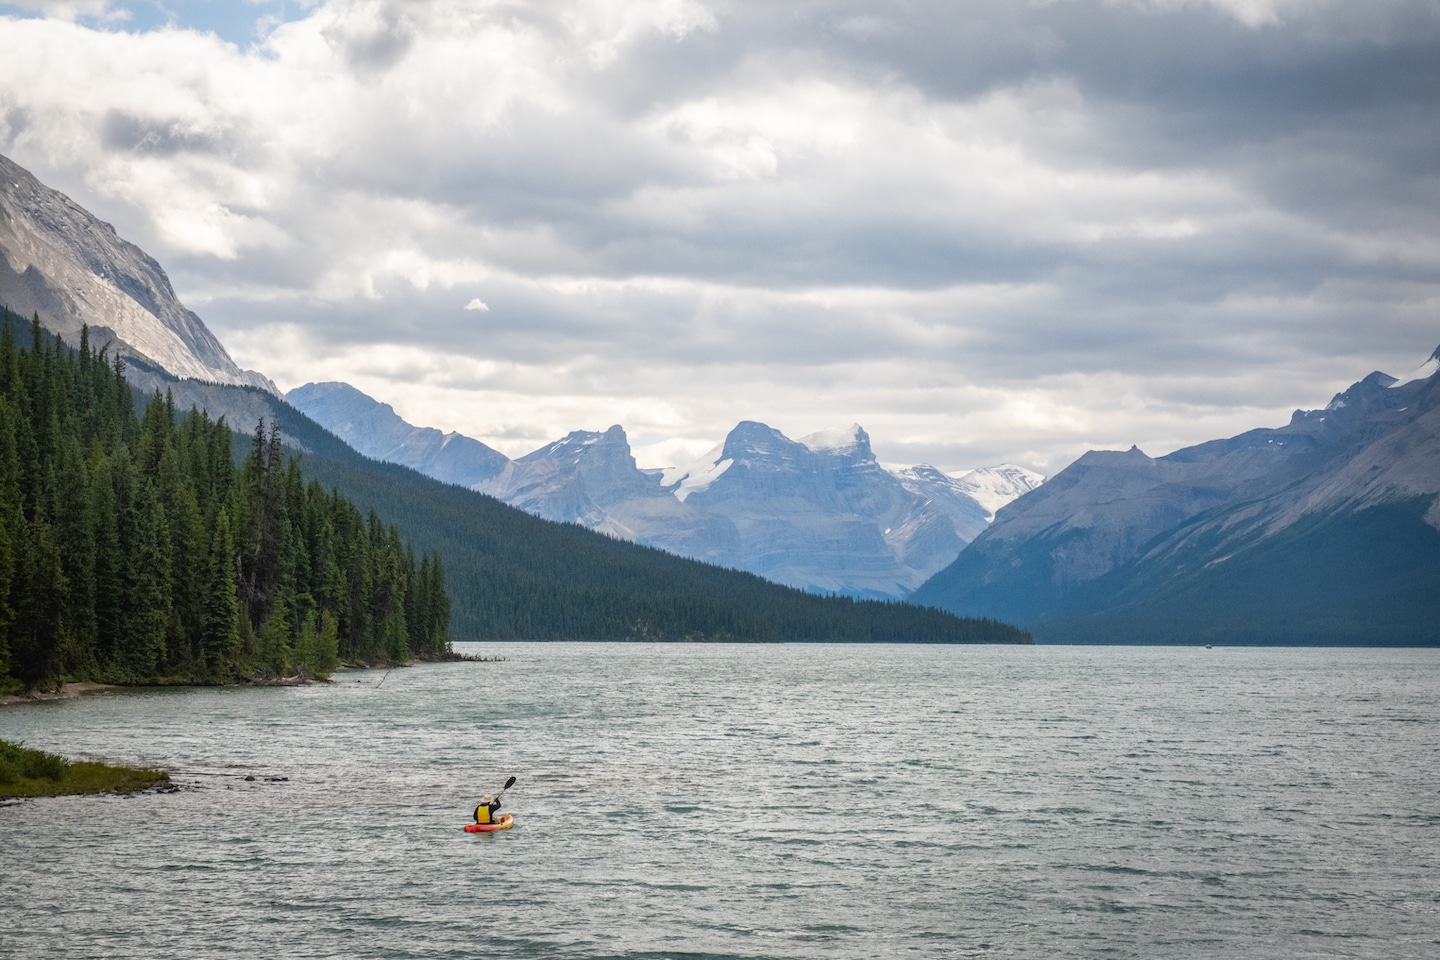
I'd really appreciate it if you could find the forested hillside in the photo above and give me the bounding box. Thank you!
[0,310,450,693]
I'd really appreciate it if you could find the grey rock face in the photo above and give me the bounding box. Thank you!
[475,425,737,554]
[0,153,275,391]
[669,422,969,597]
[287,381,509,486]
[890,464,1042,542]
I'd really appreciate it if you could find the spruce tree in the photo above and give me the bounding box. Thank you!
[201,508,242,682]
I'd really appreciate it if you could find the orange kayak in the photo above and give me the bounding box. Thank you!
[464,814,514,833]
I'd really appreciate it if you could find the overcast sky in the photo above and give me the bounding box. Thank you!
[1,0,1437,474]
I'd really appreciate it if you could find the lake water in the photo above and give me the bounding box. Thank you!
[2,643,1438,959]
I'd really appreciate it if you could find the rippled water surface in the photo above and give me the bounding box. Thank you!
[3,643,1438,959]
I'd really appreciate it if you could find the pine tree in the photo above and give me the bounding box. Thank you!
[11,514,68,690]
[200,508,242,682]
[257,594,291,679]
[122,487,173,681]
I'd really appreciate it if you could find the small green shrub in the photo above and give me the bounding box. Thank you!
[21,749,68,781]
[0,739,70,781]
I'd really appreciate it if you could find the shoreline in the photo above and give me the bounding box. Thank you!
[0,681,121,708]
[1,652,503,707]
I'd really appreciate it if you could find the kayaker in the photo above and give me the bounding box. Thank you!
[474,793,502,825]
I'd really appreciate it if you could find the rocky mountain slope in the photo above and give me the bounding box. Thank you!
[285,381,508,487]
[664,421,978,597]
[0,152,274,391]
[911,348,1440,644]
[287,384,1042,598]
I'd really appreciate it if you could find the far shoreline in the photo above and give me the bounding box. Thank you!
[0,681,121,708]
[1,651,506,708]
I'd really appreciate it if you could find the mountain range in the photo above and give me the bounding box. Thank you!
[4,147,1436,645]
[286,381,1042,599]
[911,349,1440,644]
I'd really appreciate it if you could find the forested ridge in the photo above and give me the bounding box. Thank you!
[0,310,450,694]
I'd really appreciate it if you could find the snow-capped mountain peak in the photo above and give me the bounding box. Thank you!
[948,464,1046,518]
[291,392,1048,601]
[519,425,628,464]
[799,423,872,458]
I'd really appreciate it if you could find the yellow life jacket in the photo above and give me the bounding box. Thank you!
[474,803,492,824]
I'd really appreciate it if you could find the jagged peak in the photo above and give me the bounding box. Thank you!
[518,424,631,463]
[727,419,785,441]
[889,462,949,482]
[953,463,1046,487]
[719,420,801,460]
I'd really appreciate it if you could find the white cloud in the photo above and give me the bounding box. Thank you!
[0,0,1436,474]
[1112,0,1330,28]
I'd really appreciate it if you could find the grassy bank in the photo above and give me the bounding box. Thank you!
[0,739,169,800]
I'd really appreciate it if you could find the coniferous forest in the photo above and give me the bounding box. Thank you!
[0,313,450,693]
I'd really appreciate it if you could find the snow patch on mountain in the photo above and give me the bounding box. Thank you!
[799,423,869,456]
[1389,354,1440,389]
[671,443,733,502]
[949,464,1047,519]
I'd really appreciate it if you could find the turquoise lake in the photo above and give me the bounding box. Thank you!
[2,643,1437,959]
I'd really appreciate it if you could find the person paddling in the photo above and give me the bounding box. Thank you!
[474,776,516,826]
[474,793,502,825]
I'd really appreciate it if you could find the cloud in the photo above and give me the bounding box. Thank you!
[1,0,1437,473]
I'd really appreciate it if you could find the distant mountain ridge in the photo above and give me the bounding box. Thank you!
[911,348,1440,645]
[286,384,1043,599]
[0,152,275,392]
[284,381,509,487]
